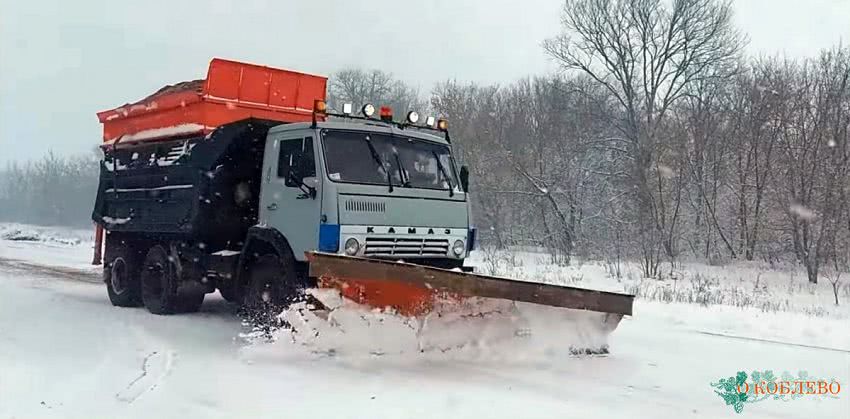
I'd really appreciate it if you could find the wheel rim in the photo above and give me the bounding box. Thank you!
[144,262,165,299]
[250,280,276,309]
[110,257,128,295]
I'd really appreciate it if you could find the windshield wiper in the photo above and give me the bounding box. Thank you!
[432,151,454,197]
[364,137,393,192]
[393,149,410,187]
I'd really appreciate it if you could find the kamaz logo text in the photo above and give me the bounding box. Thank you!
[365,227,452,234]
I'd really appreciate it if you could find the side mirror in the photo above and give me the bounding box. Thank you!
[290,173,317,199]
[459,165,470,193]
[302,176,319,189]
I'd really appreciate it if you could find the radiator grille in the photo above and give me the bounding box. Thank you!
[364,237,449,256]
[344,199,386,213]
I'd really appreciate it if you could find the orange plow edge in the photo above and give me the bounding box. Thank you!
[305,252,634,320]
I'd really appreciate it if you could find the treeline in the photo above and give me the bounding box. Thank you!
[0,152,100,227]
[432,50,850,284]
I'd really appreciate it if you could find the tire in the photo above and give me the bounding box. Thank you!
[245,253,298,312]
[242,250,299,333]
[140,245,184,315]
[179,291,205,313]
[219,284,241,304]
[104,240,143,307]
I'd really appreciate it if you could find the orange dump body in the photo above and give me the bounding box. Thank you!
[96,58,328,143]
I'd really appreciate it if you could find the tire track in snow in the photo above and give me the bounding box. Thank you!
[694,330,850,353]
[0,257,100,283]
[115,350,176,403]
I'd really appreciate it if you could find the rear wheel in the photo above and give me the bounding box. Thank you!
[141,244,195,315]
[180,290,206,313]
[104,239,143,307]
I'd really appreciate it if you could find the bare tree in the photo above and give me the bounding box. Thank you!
[431,73,628,263]
[328,69,427,115]
[723,59,790,261]
[544,0,745,277]
[431,81,518,248]
[677,68,738,261]
[776,48,850,283]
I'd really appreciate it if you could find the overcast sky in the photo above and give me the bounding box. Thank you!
[1,0,849,162]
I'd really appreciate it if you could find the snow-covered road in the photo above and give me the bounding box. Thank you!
[0,244,848,418]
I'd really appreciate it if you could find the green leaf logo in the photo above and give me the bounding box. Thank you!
[710,371,749,414]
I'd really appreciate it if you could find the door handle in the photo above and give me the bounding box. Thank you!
[267,203,278,210]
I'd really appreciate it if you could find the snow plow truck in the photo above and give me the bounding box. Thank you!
[91,58,633,351]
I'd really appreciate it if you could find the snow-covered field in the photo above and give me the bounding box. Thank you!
[1,223,848,419]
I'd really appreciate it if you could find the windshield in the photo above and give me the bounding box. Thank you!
[321,130,458,191]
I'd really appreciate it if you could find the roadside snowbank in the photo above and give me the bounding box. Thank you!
[0,223,97,271]
[0,223,90,245]
[468,248,850,319]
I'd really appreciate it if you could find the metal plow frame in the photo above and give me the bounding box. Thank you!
[306,252,634,317]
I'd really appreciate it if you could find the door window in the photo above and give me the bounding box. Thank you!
[278,137,315,187]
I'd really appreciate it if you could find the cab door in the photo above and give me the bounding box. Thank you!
[258,132,321,261]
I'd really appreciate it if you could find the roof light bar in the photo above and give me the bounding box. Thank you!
[406,111,420,124]
[313,100,328,115]
[380,106,393,122]
[437,119,448,131]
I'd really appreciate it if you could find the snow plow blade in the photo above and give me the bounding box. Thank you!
[306,252,634,318]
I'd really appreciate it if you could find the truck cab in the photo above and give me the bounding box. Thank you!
[260,120,472,269]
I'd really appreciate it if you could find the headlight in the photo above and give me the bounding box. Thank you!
[344,238,360,256]
[452,240,465,257]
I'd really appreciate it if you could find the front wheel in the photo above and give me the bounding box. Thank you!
[243,252,299,335]
[218,283,241,304]
[245,254,298,312]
